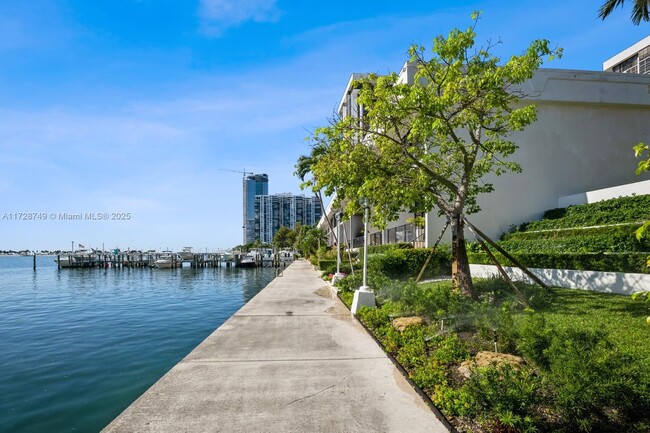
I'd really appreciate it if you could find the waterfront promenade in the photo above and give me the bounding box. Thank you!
[102,259,451,433]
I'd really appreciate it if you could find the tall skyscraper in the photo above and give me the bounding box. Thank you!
[254,193,323,244]
[243,174,268,244]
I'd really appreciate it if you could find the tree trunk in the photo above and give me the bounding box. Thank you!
[450,213,477,299]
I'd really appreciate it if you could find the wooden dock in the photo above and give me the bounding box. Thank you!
[54,252,225,270]
[51,252,295,270]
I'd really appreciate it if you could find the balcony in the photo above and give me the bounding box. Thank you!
[352,223,425,249]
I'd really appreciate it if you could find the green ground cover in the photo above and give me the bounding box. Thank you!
[521,195,650,231]
[330,195,650,431]
[338,278,650,432]
[468,194,650,273]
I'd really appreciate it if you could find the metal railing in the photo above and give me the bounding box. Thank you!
[351,223,426,249]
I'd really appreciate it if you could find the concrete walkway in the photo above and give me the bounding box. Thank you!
[102,260,451,433]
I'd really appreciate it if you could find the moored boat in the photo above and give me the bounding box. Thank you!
[54,249,95,268]
[278,250,294,263]
[237,252,258,268]
[154,255,175,269]
[178,247,193,261]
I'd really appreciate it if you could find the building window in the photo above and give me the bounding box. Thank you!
[638,46,650,74]
[613,54,639,74]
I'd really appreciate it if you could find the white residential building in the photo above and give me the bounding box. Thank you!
[319,61,650,247]
[603,35,650,74]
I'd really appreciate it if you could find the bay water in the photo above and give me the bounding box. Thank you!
[0,256,276,432]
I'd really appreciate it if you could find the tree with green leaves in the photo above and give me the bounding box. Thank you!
[631,143,650,321]
[599,0,650,24]
[272,226,294,249]
[634,143,650,241]
[305,15,560,299]
[295,143,336,243]
[293,225,327,258]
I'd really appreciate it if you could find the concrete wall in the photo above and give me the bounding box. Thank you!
[427,68,650,245]
[470,264,650,295]
[558,179,650,207]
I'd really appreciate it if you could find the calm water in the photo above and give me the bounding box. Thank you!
[0,256,276,433]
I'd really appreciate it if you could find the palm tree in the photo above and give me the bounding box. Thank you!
[599,0,650,24]
[295,143,337,243]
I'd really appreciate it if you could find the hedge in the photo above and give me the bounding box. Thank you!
[496,224,650,253]
[366,242,414,254]
[521,194,650,231]
[468,251,649,274]
[368,246,452,280]
[317,260,337,271]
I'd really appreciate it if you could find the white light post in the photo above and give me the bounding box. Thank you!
[332,212,345,285]
[351,198,375,315]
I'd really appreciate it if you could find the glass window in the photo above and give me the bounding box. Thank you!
[613,55,639,74]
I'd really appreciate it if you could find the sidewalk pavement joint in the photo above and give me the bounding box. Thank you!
[102,259,451,433]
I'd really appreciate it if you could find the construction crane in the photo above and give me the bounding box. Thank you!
[217,168,254,179]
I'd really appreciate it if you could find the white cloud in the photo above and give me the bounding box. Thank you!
[199,0,280,35]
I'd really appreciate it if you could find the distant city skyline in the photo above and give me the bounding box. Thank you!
[243,173,269,244]
[0,0,648,251]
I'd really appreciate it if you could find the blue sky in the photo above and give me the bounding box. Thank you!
[0,0,648,252]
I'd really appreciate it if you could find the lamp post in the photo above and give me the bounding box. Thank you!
[360,200,370,290]
[351,198,375,315]
[332,212,345,284]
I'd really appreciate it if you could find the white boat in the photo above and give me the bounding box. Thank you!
[278,250,294,262]
[55,249,94,268]
[178,247,193,261]
[56,256,76,268]
[155,255,175,269]
[237,252,258,268]
[261,249,274,267]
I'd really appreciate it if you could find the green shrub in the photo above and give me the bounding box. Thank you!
[432,382,475,417]
[336,272,394,294]
[473,277,553,310]
[427,333,469,365]
[353,271,650,433]
[399,280,451,319]
[519,323,650,432]
[468,250,649,274]
[472,303,519,354]
[517,313,553,369]
[335,273,362,292]
[410,357,447,393]
[461,364,541,432]
[368,246,452,280]
[317,260,337,271]
[337,291,353,308]
[524,194,650,231]
[356,306,391,335]
[396,325,428,369]
[480,195,650,275]
[549,329,644,420]
[320,261,356,277]
[366,242,414,254]
[499,224,650,253]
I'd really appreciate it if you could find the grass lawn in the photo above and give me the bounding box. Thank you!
[532,287,650,363]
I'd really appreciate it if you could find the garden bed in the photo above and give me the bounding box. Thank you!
[338,278,650,432]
